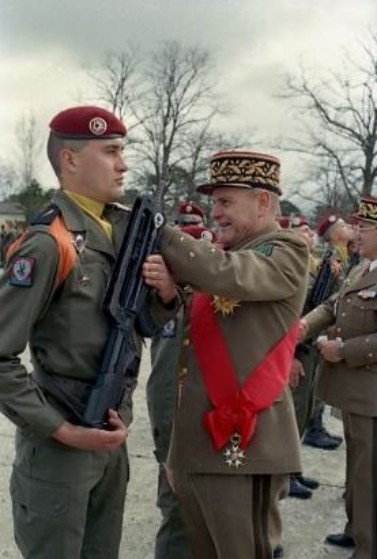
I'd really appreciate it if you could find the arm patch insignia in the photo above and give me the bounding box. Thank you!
[9,257,35,287]
[254,244,274,257]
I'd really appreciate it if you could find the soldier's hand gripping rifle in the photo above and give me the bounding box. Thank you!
[84,171,168,428]
[308,248,337,309]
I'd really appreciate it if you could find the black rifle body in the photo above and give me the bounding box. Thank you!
[84,194,163,427]
[308,249,337,309]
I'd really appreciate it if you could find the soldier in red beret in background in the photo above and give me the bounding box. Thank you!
[0,106,177,559]
[176,201,205,226]
[277,216,321,499]
[146,201,216,559]
[303,213,354,452]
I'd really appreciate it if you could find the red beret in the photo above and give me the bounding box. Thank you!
[180,225,217,242]
[49,106,127,140]
[317,214,341,237]
[176,201,205,225]
[276,216,291,229]
[178,201,204,218]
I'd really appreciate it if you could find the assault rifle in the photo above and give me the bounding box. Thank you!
[308,248,336,309]
[84,194,165,428]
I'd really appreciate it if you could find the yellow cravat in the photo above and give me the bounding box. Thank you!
[65,191,113,241]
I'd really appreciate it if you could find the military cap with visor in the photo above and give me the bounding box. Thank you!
[352,195,377,226]
[196,150,282,196]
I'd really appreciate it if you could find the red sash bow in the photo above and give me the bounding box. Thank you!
[190,293,299,451]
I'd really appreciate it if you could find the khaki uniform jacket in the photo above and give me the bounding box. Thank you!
[304,260,377,417]
[0,190,174,439]
[161,224,309,475]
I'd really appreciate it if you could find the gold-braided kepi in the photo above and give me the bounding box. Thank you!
[352,195,377,225]
[196,150,282,196]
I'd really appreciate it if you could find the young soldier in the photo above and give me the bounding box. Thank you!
[0,105,177,559]
[303,214,353,450]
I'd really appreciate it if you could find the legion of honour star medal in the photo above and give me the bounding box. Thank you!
[211,295,240,316]
[223,434,246,468]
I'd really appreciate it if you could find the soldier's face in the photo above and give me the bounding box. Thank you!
[295,225,315,251]
[211,188,261,249]
[332,219,354,243]
[69,138,127,203]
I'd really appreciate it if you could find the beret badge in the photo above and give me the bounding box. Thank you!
[89,117,108,136]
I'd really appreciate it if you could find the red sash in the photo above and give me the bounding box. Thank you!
[190,293,299,451]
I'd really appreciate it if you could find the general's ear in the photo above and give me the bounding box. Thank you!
[256,190,270,216]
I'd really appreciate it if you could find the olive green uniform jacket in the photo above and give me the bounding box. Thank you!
[304,260,377,416]
[161,223,309,475]
[0,190,174,437]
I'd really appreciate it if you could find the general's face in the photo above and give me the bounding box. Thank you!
[355,222,377,260]
[211,187,260,249]
[73,138,127,203]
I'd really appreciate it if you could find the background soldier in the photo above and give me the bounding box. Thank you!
[278,215,321,500]
[303,214,353,450]
[147,202,213,559]
[301,195,377,558]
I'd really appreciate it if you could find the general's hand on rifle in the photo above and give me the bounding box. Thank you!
[52,409,128,451]
[142,254,177,305]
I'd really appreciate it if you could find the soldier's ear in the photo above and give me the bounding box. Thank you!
[60,148,79,175]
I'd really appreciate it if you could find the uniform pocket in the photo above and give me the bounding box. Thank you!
[11,467,68,518]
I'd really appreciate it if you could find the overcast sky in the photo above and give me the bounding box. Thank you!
[1,0,377,196]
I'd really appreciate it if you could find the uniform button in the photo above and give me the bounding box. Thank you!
[189,251,195,258]
[336,327,341,333]
[341,312,346,317]
[368,353,373,358]
[366,338,370,343]
[346,299,351,303]
[181,367,188,375]
[182,338,190,347]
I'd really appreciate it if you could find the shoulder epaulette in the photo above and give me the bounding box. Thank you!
[30,204,61,226]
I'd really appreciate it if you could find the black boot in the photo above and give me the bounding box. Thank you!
[303,404,342,450]
[273,544,284,558]
[288,476,312,499]
[325,533,355,548]
[296,474,319,490]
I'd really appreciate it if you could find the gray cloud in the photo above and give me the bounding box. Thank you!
[1,0,377,192]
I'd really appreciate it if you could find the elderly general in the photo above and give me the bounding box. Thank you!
[143,150,309,559]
